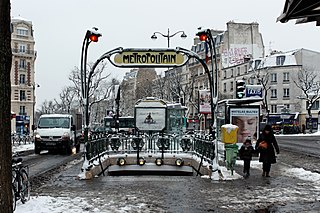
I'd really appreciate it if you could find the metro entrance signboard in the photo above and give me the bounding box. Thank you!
[113,49,186,67]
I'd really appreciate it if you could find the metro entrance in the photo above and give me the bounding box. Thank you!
[80,46,219,178]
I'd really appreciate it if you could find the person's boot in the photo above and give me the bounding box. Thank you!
[266,172,270,177]
[262,171,266,177]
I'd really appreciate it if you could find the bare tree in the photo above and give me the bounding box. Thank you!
[0,0,13,211]
[293,67,320,133]
[152,72,167,100]
[54,86,77,113]
[69,61,112,123]
[251,67,271,120]
[166,69,183,103]
[38,100,58,114]
[258,70,271,119]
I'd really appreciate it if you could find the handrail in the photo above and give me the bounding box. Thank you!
[83,132,216,171]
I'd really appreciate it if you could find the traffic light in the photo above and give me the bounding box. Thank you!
[236,80,246,99]
[196,31,208,41]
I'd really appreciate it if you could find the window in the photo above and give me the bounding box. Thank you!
[271,73,277,83]
[271,89,277,98]
[19,106,26,115]
[283,72,289,82]
[307,101,319,110]
[283,88,289,98]
[271,105,277,113]
[284,104,290,110]
[19,74,26,84]
[230,81,234,91]
[17,28,28,36]
[237,67,240,76]
[19,44,26,53]
[276,56,285,66]
[223,83,226,92]
[20,90,26,101]
[249,78,254,85]
[230,69,234,77]
[199,67,203,75]
[254,60,261,69]
[223,70,226,79]
[200,42,205,51]
[19,59,26,69]
[244,65,248,73]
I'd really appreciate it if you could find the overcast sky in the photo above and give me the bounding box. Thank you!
[11,0,320,109]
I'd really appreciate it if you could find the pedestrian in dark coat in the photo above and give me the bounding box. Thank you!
[239,137,254,178]
[255,124,280,177]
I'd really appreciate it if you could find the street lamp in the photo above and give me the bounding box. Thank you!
[80,27,102,143]
[196,29,219,136]
[151,28,187,48]
[32,83,40,136]
[151,29,187,103]
[196,29,221,173]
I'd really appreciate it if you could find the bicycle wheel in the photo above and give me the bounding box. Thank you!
[19,169,30,203]
[12,187,16,211]
[12,169,18,211]
[12,169,18,195]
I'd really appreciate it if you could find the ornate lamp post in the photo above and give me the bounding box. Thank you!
[80,27,102,143]
[196,29,219,136]
[151,28,187,48]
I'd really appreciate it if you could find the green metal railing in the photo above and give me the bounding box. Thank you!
[84,132,216,169]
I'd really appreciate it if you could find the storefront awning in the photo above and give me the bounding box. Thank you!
[277,0,320,26]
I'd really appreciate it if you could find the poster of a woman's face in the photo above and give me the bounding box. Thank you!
[230,107,259,144]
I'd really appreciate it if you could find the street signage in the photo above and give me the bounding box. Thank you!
[245,85,263,98]
[135,98,167,131]
[199,89,211,114]
[113,49,186,67]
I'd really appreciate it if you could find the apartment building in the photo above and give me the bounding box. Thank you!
[10,17,37,134]
[187,21,265,131]
[221,48,320,130]
[121,68,157,116]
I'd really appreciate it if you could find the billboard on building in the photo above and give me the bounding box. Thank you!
[229,106,260,144]
[199,90,211,114]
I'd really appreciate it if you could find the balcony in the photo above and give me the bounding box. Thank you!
[12,48,37,57]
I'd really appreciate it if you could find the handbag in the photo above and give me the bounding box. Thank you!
[259,140,268,149]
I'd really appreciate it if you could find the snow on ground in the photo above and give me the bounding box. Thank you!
[13,132,320,212]
[15,162,320,213]
[12,143,34,154]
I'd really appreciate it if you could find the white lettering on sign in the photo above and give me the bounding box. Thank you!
[246,85,263,97]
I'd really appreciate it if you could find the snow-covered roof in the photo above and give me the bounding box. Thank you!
[249,49,300,70]
[11,16,32,24]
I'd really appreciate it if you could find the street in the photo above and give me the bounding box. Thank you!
[15,135,320,213]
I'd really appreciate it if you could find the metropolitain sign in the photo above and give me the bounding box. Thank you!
[113,49,186,67]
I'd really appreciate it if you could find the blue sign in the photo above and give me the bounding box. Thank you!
[245,85,263,98]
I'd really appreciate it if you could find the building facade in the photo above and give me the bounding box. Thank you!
[10,17,37,134]
[221,48,320,131]
[187,22,265,131]
[121,68,157,116]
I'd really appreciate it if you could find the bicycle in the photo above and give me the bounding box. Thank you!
[12,157,30,211]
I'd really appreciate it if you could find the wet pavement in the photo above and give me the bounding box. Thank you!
[31,150,320,213]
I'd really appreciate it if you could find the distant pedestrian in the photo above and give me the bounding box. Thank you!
[239,137,254,178]
[255,125,280,177]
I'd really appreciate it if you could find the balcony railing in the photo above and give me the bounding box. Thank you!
[12,48,37,56]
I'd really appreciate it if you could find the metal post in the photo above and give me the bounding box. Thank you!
[32,83,39,137]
